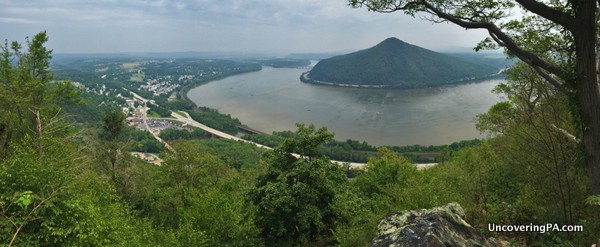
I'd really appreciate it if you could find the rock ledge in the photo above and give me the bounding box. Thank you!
[370,202,497,247]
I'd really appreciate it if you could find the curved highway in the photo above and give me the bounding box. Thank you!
[170,111,368,168]
[130,88,435,169]
[170,111,436,170]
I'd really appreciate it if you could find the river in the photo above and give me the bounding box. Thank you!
[187,66,503,146]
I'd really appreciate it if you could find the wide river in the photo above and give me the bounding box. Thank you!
[188,66,503,146]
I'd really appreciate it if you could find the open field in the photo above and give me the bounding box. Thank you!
[121,62,140,69]
[95,67,108,72]
[130,72,144,82]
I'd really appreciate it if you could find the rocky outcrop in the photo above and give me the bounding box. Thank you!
[370,202,497,247]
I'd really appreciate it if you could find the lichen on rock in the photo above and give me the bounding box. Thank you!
[370,202,498,247]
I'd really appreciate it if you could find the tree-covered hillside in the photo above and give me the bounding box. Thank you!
[305,37,499,88]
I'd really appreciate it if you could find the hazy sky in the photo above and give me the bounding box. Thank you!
[0,0,489,54]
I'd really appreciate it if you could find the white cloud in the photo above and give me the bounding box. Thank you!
[0,17,41,24]
[0,0,488,53]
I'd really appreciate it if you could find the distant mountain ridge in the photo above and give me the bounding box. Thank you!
[303,38,500,88]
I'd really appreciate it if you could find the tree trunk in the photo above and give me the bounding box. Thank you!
[573,1,600,198]
[30,109,43,156]
[109,148,117,183]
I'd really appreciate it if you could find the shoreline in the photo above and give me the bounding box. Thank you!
[181,66,488,155]
[301,71,389,88]
[300,71,504,89]
[178,66,263,106]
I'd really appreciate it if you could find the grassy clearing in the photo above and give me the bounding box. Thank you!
[121,62,140,69]
[130,72,144,82]
[95,67,108,72]
[146,110,161,118]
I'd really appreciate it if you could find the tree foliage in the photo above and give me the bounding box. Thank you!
[249,124,349,246]
[475,62,590,241]
[159,128,208,141]
[128,141,263,246]
[101,110,126,141]
[188,107,241,134]
[0,31,80,155]
[0,32,155,246]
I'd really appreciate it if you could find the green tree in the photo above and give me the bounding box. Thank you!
[475,62,590,242]
[141,141,233,229]
[102,110,126,141]
[128,141,262,246]
[248,123,348,246]
[0,133,152,246]
[336,148,418,245]
[101,110,128,184]
[0,32,80,155]
[0,32,162,247]
[349,0,600,215]
[353,147,416,211]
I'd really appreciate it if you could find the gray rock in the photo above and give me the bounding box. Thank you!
[370,202,497,247]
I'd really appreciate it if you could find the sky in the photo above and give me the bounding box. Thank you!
[0,0,490,54]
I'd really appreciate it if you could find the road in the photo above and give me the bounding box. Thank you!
[142,104,175,152]
[170,111,365,168]
[128,88,435,169]
[124,88,174,152]
[170,111,436,170]
[171,111,272,149]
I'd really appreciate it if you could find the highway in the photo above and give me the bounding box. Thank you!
[170,111,366,168]
[129,87,435,169]
[170,111,272,150]
[170,111,436,170]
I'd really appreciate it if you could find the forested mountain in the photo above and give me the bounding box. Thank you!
[305,37,500,88]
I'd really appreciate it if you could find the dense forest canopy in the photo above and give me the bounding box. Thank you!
[306,37,501,88]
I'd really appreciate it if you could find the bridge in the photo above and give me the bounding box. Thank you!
[238,125,268,135]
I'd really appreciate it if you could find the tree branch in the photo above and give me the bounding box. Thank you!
[551,124,580,143]
[489,32,506,47]
[419,1,570,89]
[514,0,576,31]
[361,1,420,13]
[8,190,58,247]
[531,65,568,94]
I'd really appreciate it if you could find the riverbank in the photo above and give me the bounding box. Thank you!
[185,64,499,151]
[300,70,504,89]
[177,66,263,105]
[301,71,389,88]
